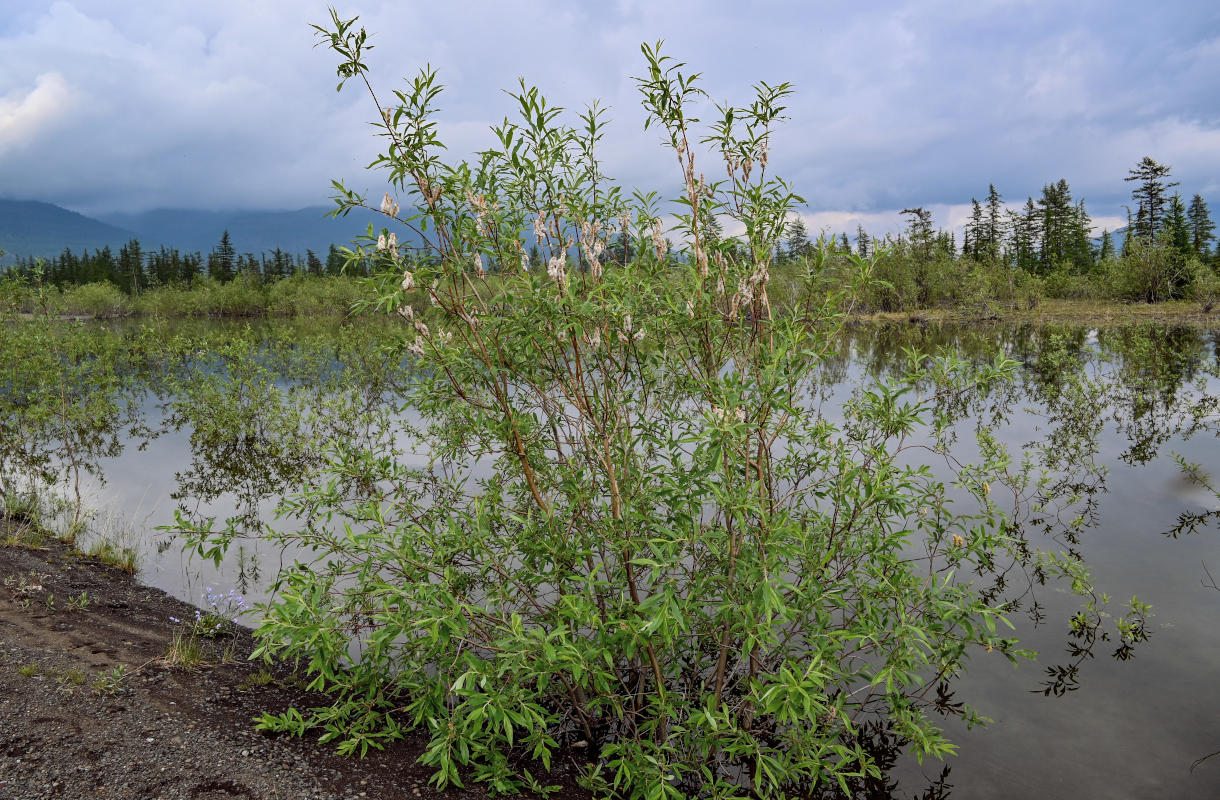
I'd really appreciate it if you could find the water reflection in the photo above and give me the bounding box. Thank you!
[3,317,1220,798]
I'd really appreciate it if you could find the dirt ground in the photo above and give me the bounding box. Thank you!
[0,523,588,800]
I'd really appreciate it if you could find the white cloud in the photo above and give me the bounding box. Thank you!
[0,72,75,152]
[796,204,982,240]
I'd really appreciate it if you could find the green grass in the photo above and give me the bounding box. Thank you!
[58,667,88,687]
[236,668,277,691]
[162,627,207,668]
[82,541,138,573]
[1,521,45,548]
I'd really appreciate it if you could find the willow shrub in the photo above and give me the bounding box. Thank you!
[220,12,1113,799]
[0,282,149,536]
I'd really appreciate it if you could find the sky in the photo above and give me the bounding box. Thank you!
[1,0,1218,238]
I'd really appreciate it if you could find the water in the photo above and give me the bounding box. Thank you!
[5,317,1220,798]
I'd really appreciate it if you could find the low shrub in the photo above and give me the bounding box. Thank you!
[176,15,1118,799]
[57,282,128,317]
[266,273,366,316]
[1104,237,1197,303]
[203,274,267,316]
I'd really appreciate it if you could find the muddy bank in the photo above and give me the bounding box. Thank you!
[0,524,586,800]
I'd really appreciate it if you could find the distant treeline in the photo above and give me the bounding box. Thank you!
[1,230,361,293]
[4,156,1217,311]
[776,157,1218,308]
[786,157,1215,273]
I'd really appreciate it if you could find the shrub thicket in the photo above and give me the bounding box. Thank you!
[175,14,1140,799]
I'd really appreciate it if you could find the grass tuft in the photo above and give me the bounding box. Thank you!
[82,541,138,573]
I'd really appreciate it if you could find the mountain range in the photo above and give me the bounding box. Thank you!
[3,197,1135,267]
[0,199,395,262]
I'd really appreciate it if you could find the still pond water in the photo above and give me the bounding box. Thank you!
[14,319,1220,798]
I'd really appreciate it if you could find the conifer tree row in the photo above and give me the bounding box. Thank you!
[7,156,1215,304]
[6,233,363,292]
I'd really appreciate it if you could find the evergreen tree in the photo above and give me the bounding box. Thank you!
[965,198,984,261]
[1007,198,1041,273]
[855,224,870,259]
[272,248,293,281]
[701,207,723,244]
[900,207,934,261]
[1165,193,1190,254]
[1037,179,1075,271]
[1187,194,1215,260]
[55,248,80,285]
[148,246,181,286]
[306,249,324,276]
[984,184,1006,264]
[325,244,345,276]
[1124,156,1178,242]
[92,247,117,286]
[1068,199,1094,273]
[1098,230,1115,262]
[239,253,261,282]
[900,208,935,306]
[209,230,237,282]
[1121,206,1134,257]
[180,252,203,283]
[785,217,812,262]
[117,239,146,294]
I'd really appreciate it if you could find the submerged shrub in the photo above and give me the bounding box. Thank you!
[205,273,267,316]
[58,281,128,318]
[267,273,365,316]
[187,12,1115,799]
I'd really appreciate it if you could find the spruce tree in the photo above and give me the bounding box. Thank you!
[1098,230,1115,262]
[326,244,345,276]
[181,253,202,283]
[306,249,324,275]
[1124,156,1178,242]
[1007,199,1040,274]
[1122,207,1134,256]
[984,184,1006,264]
[209,231,237,282]
[1037,179,1078,271]
[901,208,934,305]
[900,207,934,258]
[965,198,984,261]
[1187,194,1215,260]
[117,239,145,294]
[1068,199,1094,272]
[785,217,811,262]
[1165,193,1190,254]
[93,246,117,286]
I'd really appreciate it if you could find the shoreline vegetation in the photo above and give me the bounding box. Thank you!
[2,270,1219,325]
[1,159,1216,327]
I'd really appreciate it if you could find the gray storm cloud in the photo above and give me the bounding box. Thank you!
[0,0,1216,227]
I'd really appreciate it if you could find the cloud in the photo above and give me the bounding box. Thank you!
[0,0,1217,221]
[796,204,991,241]
[0,72,75,152]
